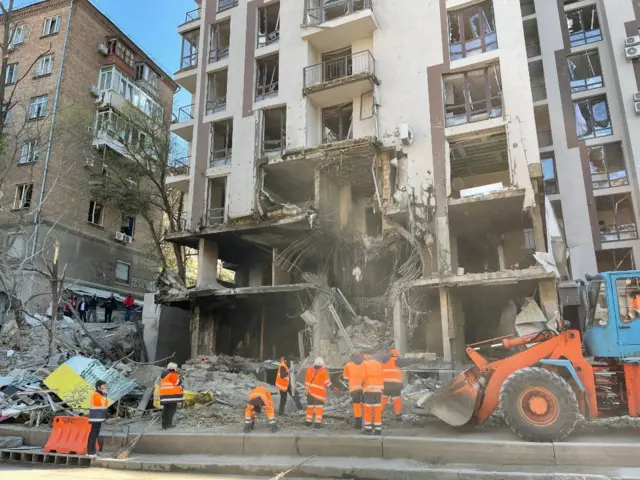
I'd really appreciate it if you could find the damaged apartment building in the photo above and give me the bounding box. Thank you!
[162,0,564,368]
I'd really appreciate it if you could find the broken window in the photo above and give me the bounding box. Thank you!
[257,3,280,48]
[444,64,502,127]
[255,54,279,101]
[87,200,104,225]
[180,29,199,69]
[448,0,497,60]
[597,194,638,243]
[596,249,635,272]
[207,177,226,226]
[209,20,230,63]
[568,50,603,93]
[210,119,233,168]
[206,69,228,114]
[262,107,286,157]
[574,95,611,139]
[304,0,370,25]
[589,143,628,189]
[14,184,33,210]
[322,103,353,143]
[541,154,558,195]
[566,5,601,47]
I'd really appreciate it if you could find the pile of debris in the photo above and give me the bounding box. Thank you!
[344,316,390,352]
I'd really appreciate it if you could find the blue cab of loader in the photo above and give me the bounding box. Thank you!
[418,270,640,442]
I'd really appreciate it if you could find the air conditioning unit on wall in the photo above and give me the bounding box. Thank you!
[634,101,640,116]
[626,45,640,60]
[626,35,640,46]
[115,231,132,243]
[97,43,109,56]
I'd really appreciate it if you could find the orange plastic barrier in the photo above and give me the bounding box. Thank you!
[44,416,98,455]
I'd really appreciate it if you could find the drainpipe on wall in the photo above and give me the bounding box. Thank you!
[32,0,75,256]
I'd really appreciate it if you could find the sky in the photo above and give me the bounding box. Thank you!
[16,0,196,106]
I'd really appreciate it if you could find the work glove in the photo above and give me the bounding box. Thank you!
[270,421,279,433]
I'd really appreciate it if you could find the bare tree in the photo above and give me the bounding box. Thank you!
[88,103,193,283]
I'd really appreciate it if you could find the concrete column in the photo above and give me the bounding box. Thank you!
[539,279,559,322]
[531,203,546,252]
[339,184,352,229]
[272,248,291,285]
[197,239,219,286]
[449,290,466,368]
[497,244,506,271]
[393,297,408,354]
[439,287,452,363]
[190,306,200,359]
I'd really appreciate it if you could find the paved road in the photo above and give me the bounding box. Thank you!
[0,464,310,480]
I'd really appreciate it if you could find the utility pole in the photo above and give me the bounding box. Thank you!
[49,240,60,361]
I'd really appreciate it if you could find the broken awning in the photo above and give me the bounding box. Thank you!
[66,285,143,307]
[44,356,136,410]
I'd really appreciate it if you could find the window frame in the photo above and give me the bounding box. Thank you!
[597,194,638,243]
[574,95,612,140]
[448,0,498,61]
[209,20,231,63]
[14,183,33,210]
[322,102,353,143]
[589,143,628,190]
[444,64,502,127]
[5,63,17,85]
[87,200,104,226]
[121,214,135,238]
[9,25,26,48]
[28,95,48,119]
[19,139,39,164]
[257,2,280,49]
[34,54,54,77]
[255,53,279,101]
[115,261,131,284]
[566,5,602,47]
[567,50,603,93]
[541,154,559,195]
[42,15,61,37]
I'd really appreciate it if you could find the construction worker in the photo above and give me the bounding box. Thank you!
[381,348,418,421]
[244,386,278,433]
[343,352,365,429]
[159,362,184,430]
[361,355,384,435]
[275,356,300,415]
[304,357,331,428]
[87,380,108,456]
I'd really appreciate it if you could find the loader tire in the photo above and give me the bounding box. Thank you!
[500,367,579,442]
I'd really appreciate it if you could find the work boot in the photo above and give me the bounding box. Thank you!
[395,414,403,422]
[305,421,312,427]
[314,423,323,429]
[243,423,251,433]
[363,428,373,436]
[354,418,362,429]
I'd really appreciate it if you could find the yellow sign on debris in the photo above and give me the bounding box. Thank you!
[153,384,213,408]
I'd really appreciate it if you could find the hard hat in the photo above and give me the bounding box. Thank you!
[314,357,325,367]
[167,362,178,370]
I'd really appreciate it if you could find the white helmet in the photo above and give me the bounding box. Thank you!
[314,357,325,367]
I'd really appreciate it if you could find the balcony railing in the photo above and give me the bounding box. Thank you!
[168,156,190,176]
[180,51,198,70]
[209,148,232,168]
[218,0,238,12]
[174,104,194,123]
[206,97,227,115]
[304,50,375,88]
[206,207,225,226]
[263,137,285,157]
[304,0,371,26]
[184,8,201,23]
[209,45,229,63]
[171,213,190,232]
[600,223,638,243]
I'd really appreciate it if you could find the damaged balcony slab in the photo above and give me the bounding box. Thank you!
[189,283,314,299]
[301,6,379,52]
[408,266,555,289]
[448,188,527,235]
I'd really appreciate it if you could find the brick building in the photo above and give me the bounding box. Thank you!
[0,0,177,311]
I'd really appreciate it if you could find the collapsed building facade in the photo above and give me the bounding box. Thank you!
[162,0,562,368]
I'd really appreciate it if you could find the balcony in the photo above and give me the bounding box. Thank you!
[303,50,376,107]
[96,66,163,117]
[209,119,233,169]
[171,104,195,141]
[218,0,238,13]
[176,29,199,93]
[597,194,638,243]
[92,109,147,162]
[209,20,230,64]
[206,207,225,227]
[302,0,377,52]
[166,156,190,192]
[179,8,201,34]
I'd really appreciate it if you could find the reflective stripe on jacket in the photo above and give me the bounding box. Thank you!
[305,366,331,402]
[383,355,403,384]
[160,370,184,405]
[247,386,275,420]
[343,361,363,392]
[275,361,290,392]
[362,359,384,393]
[89,391,108,423]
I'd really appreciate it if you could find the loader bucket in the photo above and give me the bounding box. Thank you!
[416,366,483,426]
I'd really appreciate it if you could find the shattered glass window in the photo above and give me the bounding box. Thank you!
[568,50,603,93]
[589,143,628,189]
[574,95,611,140]
[448,1,497,60]
[566,5,601,47]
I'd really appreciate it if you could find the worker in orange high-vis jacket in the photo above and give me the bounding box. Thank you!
[275,356,302,414]
[159,362,184,430]
[245,385,278,433]
[343,352,365,429]
[361,356,384,435]
[304,357,331,429]
[381,348,418,421]
[87,380,108,456]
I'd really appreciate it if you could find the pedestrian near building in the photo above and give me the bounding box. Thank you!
[78,297,87,322]
[87,295,98,323]
[343,352,365,429]
[159,362,183,430]
[87,380,108,456]
[244,386,278,433]
[102,294,117,324]
[381,348,418,421]
[362,356,384,435]
[304,357,331,429]
[124,294,134,322]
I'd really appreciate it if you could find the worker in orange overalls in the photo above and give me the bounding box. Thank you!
[159,362,184,430]
[343,352,365,429]
[361,355,384,435]
[304,357,331,429]
[381,348,418,421]
[244,386,278,433]
[87,380,108,456]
